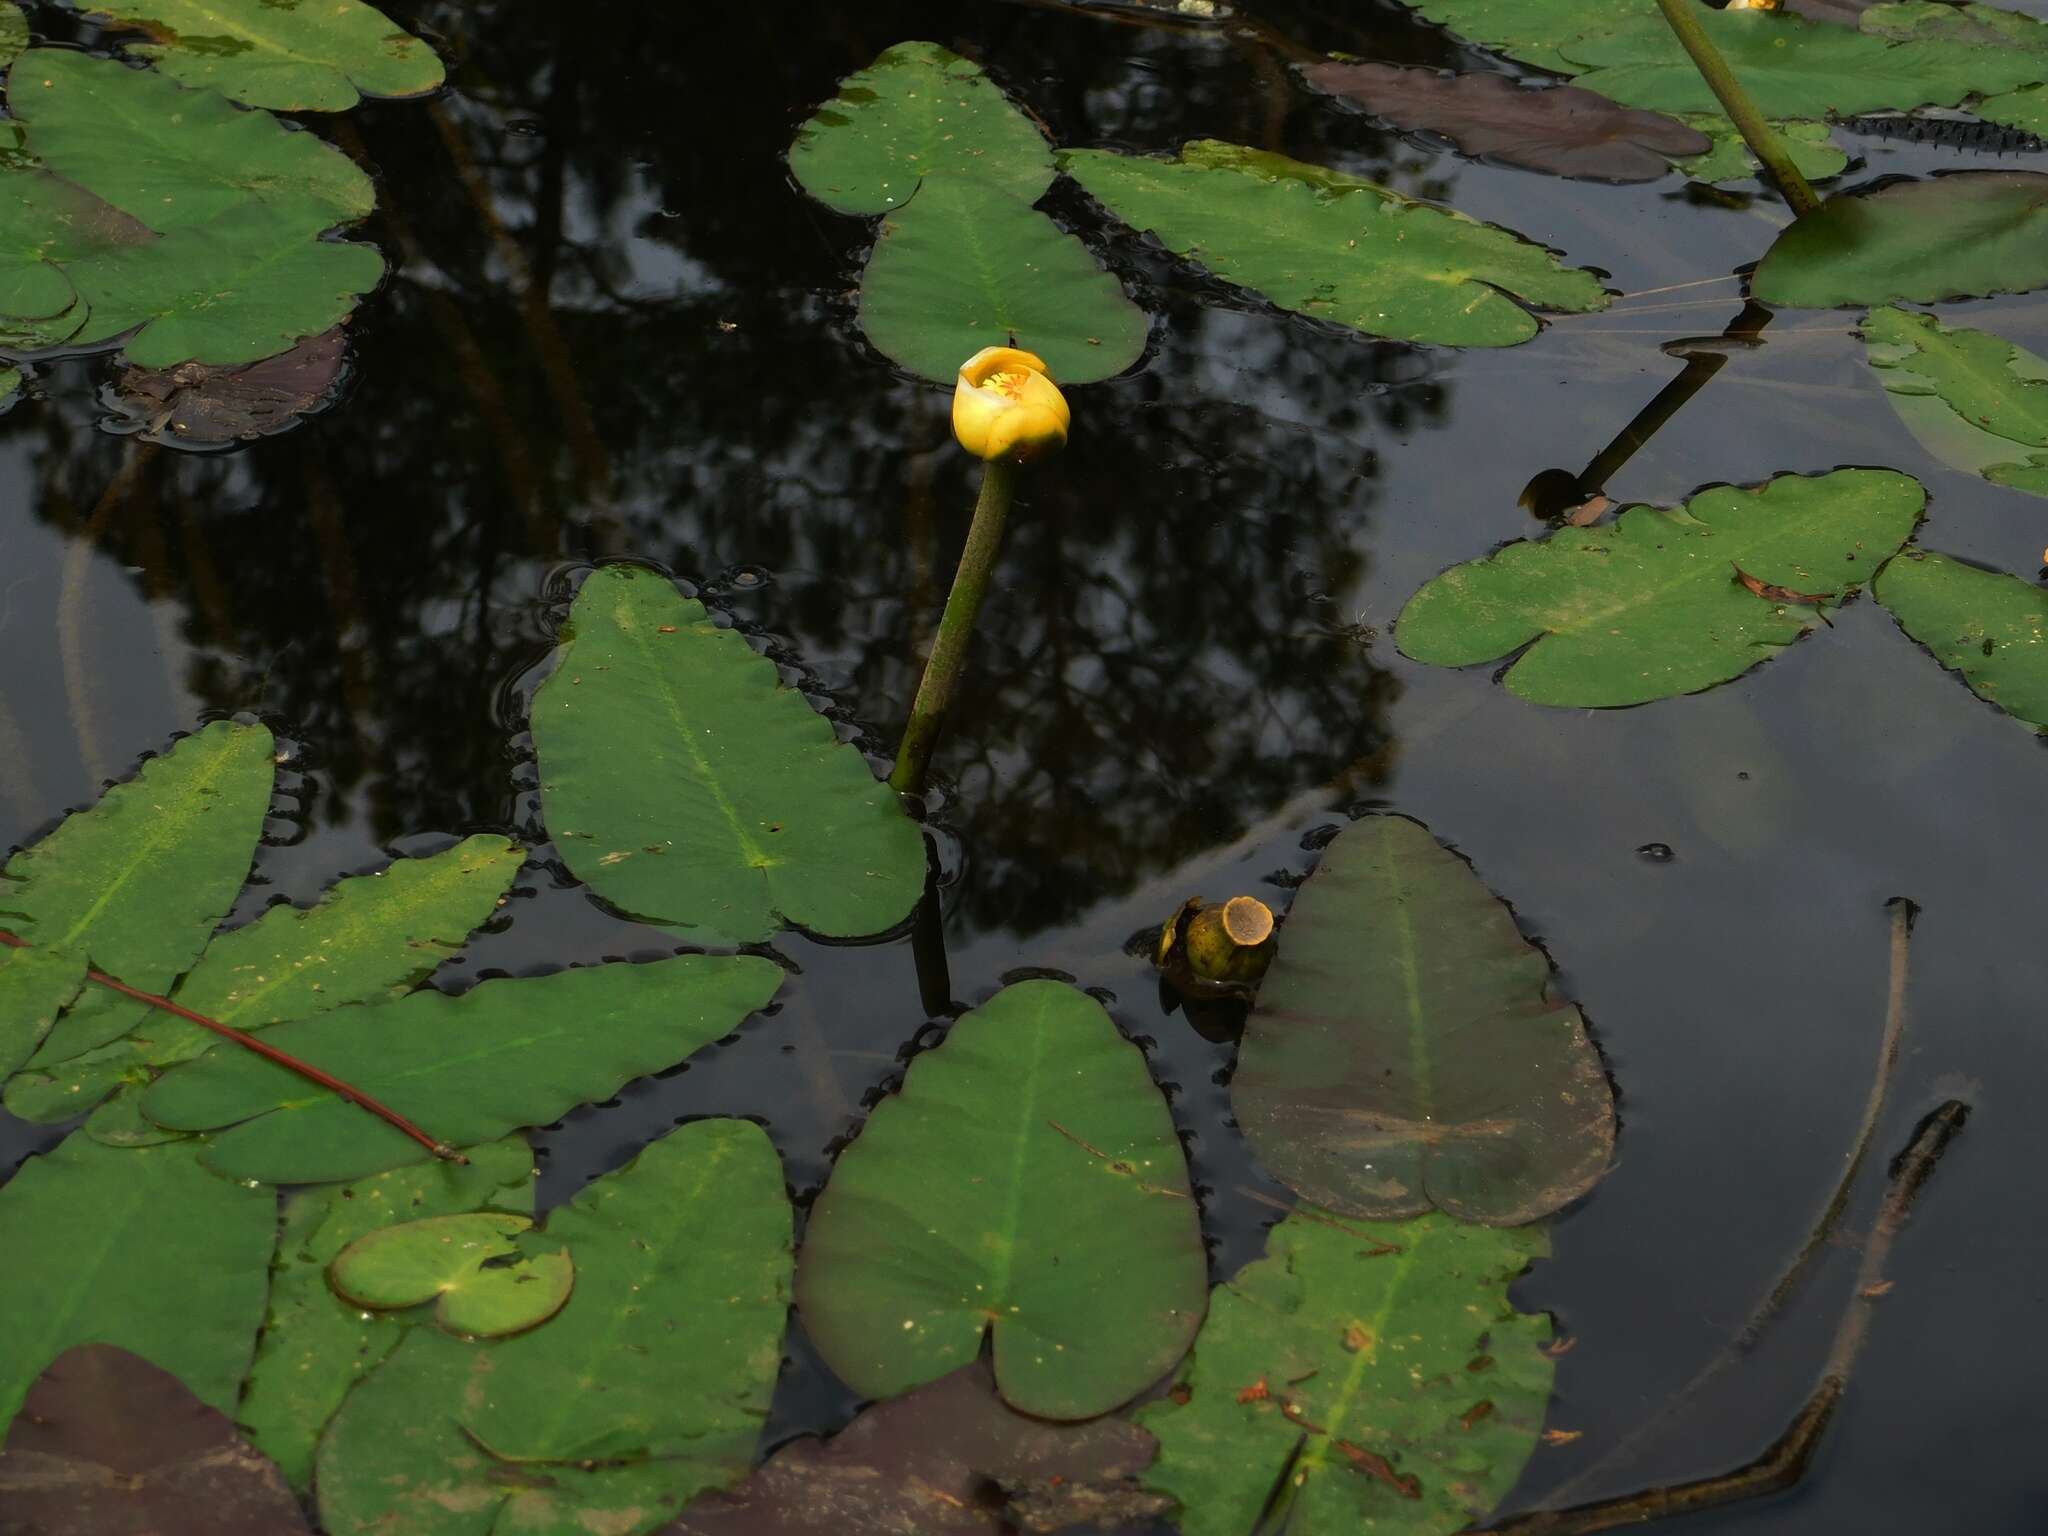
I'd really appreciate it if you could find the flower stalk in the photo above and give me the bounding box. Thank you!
[1653,0,1819,217]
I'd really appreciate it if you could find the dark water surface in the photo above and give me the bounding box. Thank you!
[4,1,2047,1529]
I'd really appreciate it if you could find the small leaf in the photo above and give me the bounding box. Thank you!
[1671,114,1846,185]
[1300,63,1710,182]
[77,0,445,111]
[531,564,924,945]
[140,954,784,1183]
[789,41,1054,216]
[860,176,1146,384]
[106,327,349,446]
[1061,140,1607,348]
[1137,1209,1555,1536]
[1862,305,2048,496]
[1395,469,1924,706]
[1234,815,1614,1225]
[1753,173,2048,308]
[796,979,1207,1420]
[0,1345,311,1535]
[1875,550,2048,730]
[328,1212,574,1338]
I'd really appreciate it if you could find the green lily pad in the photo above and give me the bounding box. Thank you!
[0,1132,275,1429]
[79,0,445,111]
[1753,173,2048,308]
[860,175,1146,384]
[1862,305,2048,495]
[328,1213,573,1339]
[531,564,924,946]
[1979,82,2048,136]
[0,947,86,1083]
[4,720,274,1070]
[1875,550,2048,730]
[1137,1208,1555,1536]
[789,41,1054,216]
[316,1121,791,1536]
[1672,114,1847,185]
[1060,140,1607,348]
[241,1140,536,1492]
[1234,815,1615,1225]
[0,143,148,350]
[1396,469,1925,706]
[795,979,1207,1420]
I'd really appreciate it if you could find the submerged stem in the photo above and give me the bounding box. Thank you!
[889,458,1018,798]
[1652,0,1820,217]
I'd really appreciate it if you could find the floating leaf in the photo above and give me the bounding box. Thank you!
[1862,305,2048,495]
[78,0,445,111]
[141,954,783,1182]
[1978,82,2048,136]
[1299,63,1710,182]
[1671,114,1847,184]
[0,1132,275,1427]
[1061,140,1607,347]
[1137,1209,1554,1536]
[0,142,150,350]
[860,175,1146,384]
[795,979,1206,1420]
[1396,470,1924,706]
[0,1345,311,1536]
[106,325,348,446]
[0,3,21,66]
[7,720,273,1070]
[531,564,924,946]
[1753,173,2048,308]
[316,1121,791,1536]
[241,1140,536,1492]
[328,1212,574,1338]
[1875,550,2048,730]
[671,1359,1167,1536]
[789,41,1054,216]
[0,946,86,1082]
[8,834,524,1124]
[1234,816,1613,1225]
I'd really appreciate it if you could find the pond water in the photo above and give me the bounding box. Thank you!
[2,0,2045,1529]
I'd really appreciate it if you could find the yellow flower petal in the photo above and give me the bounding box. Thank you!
[952,346,1070,463]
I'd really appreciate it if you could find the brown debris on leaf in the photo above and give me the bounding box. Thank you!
[105,328,348,448]
[0,1344,313,1536]
[662,1359,1165,1535]
[1300,63,1711,182]
[1732,563,1836,605]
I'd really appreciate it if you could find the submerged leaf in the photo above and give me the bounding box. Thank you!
[1137,1209,1554,1536]
[1235,816,1613,1224]
[789,40,1054,216]
[1061,140,1607,347]
[1753,173,2048,308]
[531,564,924,945]
[796,979,1206,1420]
[317,1121,791,1536]
[1862,305,2048,495]
[1300,63,1709,182]
[1875,550,2048,730]
[0,1132,275,1427]
[328,1212,574,1338]
[78,0,445,111]
[107,327,349,446]
[1396,470,1924,706]
[0,1345,311,1536]
[669,1359,1166,1535]
[860,176,1146,384]
[141,954,785,1182]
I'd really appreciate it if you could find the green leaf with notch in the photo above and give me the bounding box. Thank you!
[1862,305,2048,496]
[796,979,1206,1420]
[1875,550,2048,731]
[328,1212,573,1338]
[1396,469,1924,706]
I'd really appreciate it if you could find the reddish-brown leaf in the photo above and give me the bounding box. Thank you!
[107,328,347,447]
[1732,562,1836,604]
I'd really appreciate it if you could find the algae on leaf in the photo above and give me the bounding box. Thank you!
[1862,306,2048,496]
[1061,140,1607,348]
[1875,551,2048,730]
[1139,1209,1555,1536]
[532,564,925,945]
[1396,469,1925,706]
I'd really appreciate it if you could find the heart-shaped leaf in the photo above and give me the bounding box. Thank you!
[328,1213,574,1338]
[1875,550,2048,730]
[1396,469,1925,706]
[1862,305,2048,495]
[1061,140,1608,347]
[532,564,924,946]
[1234,815,1614,1225]
[1137,1208,1555,1536]
[796,979,1207,1420]
[141,954,785,1183]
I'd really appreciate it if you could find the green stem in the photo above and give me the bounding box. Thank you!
[890,458,1017,797]
[1652,0,1820,217]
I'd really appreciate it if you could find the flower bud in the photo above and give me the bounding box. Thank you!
[951,346,1070,463]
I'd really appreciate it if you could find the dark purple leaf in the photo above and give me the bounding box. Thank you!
[106,327,347,447]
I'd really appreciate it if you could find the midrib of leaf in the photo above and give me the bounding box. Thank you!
[952,190,1016,335]
[1294,1227,1427,1481]
[1917,324,2048,447]
[16,1150,154,1403]
[984,1008,1053,1326]
[1381,842,1433,1126]
[134,0,337,70]
[633,615,776,883]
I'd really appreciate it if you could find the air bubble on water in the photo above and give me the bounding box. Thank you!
[1636,842,1675,863]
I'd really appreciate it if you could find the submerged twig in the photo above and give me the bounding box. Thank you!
[0,929,468,1164]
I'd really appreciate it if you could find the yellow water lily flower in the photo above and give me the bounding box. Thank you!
[951,346,1070,463]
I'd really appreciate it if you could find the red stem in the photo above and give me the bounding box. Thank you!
[0,929,467,1165]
